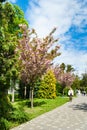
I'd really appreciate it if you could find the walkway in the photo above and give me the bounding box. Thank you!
[11,95,87,130]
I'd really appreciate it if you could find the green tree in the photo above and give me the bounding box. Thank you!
[56,81,62,96]
[71,75,80,90]
[60,63,66,73]
[80,73,87,92]
[66,64,74,73]
[0,1,27,122]
[38,70,56,99]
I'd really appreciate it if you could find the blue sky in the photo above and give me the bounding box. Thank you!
[8,0,87,76]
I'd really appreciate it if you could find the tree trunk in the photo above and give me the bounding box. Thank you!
[31,89,33,108]
[12,80,15,103]
[29,87,31,100]
[12,87,14,102]
[29,87,34,108]
[24,86,26,99]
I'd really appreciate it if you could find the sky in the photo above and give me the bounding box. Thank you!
[8,0,87,76]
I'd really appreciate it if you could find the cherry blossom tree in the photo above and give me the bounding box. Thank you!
[54,64,75,89]
[60,72,75,87]
[17,24,60,108]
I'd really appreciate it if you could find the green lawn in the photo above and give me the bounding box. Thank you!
[10,97,69,128]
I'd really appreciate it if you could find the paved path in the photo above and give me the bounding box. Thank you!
[11,95,87,130]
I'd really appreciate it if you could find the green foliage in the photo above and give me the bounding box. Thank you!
[60,63,65,72]
[0,95,12,129]
[66,64,74,72]
[79,73,87,93]
[56,82,63,96]
[63,87,70,96]
[0,2,28,33]
[9,108,29,123]
[8,94,19,101]
[0,1,28,122]
[0,118,10,130]
[0,101,29,129]
[2,100,29,129]
[71,76,80,90]
[9,97,68,129]
[34,78,41,98]
[38,70,56,99]
[85,87,87,93]
[81,73,87,88]
[0,95,12,119]
[13,5,28,27]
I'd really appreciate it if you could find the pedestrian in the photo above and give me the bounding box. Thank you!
[83,90,86,96]
[68,88,74,101]
[76,89,81,96]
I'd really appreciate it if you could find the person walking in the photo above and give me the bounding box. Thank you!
[68,87,74,101]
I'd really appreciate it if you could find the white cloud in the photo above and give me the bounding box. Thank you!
[25,0,87,76]
[53,46,87,76]
[26,0,87,36]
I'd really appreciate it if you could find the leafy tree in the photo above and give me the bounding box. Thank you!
[82,73,87,87]
[53,64,75,94]
[38,70,56,99]
[17,25,60,108]
[71,75,80,90]
[60,63,66,73]
[80,73,87,92]
[60,72,75,87]
[56,81,62,96]
[66,64,74,73]
[0,1,27,121]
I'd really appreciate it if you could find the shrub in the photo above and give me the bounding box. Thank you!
[0,95,12,119]
[9,108,29,123]
[0,118,10,130]
[38,70,56,99]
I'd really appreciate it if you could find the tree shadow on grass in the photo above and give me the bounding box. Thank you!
[26,101,46,107]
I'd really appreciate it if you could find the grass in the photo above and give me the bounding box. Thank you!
[10,96,69,128]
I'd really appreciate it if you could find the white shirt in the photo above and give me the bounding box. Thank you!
[68,89,74,96]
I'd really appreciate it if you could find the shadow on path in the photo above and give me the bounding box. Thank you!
[70,103,87,112]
